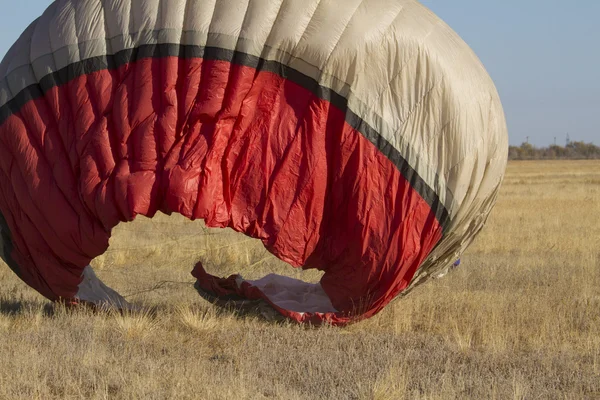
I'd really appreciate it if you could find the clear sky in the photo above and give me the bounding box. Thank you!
[0,0,598,146]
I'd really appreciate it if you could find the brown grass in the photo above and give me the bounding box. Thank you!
[1,160,599,399]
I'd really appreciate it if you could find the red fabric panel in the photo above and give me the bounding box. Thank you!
[0,56,442,323]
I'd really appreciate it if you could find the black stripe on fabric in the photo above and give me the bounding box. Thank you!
[0,43,450,231]
[0,211,21,278]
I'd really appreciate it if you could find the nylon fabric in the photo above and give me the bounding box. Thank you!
[0,0,508,325]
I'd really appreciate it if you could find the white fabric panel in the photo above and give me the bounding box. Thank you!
[3,21,37,98]
[158,0,187,44]
[207,0,248,50]
[181,0,217,42]
[75,1,109,62]
[247,274,338,314]
[30,3,58,80]
[263,0,320,59]
[237,0,283,57]
[50,0,80,72]
[76,265,136,310]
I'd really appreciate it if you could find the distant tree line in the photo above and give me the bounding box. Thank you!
[508,141,600,160]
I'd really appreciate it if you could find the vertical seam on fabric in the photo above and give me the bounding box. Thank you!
[319,0,364,86]
[260,0,286,62]
[290,0,322,63]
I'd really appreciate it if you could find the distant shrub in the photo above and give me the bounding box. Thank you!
[508,141,600,160]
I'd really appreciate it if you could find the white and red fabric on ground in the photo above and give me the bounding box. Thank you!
[0,0,507,325]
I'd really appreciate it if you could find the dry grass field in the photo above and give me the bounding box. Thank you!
[0,160,599,399]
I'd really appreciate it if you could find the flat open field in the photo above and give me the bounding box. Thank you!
[1,160,599,399]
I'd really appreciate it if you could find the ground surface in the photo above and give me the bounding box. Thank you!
[1,160,599,399]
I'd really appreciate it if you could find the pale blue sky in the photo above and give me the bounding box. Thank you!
[0,1,598,146]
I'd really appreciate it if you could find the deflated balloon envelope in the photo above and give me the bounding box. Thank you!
[0,0,508,325]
